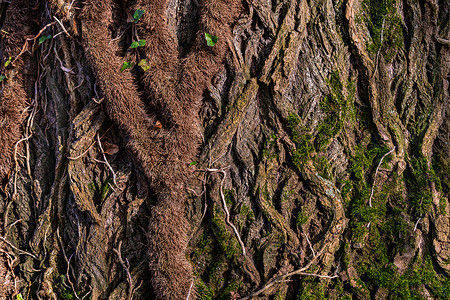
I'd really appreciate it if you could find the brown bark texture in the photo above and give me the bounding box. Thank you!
[0,0,449,299]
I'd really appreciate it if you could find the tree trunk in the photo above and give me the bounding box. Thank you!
[0,0,448,299]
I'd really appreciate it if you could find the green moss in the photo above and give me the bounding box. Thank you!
[346,80,357,123]
[360,254,450,299]
[99,178,113,202]
[263,132,279,160]
[287,113,314,171]
[313,155,332,179]
[192,214,242,299]
[287,112,301,129]
[297,278,351,300]
[207,259,228,293]
[297,281,326,300]
[191,232,214,261]
[274,290,285,300]
[340,180,353,201]
[240,203,255,220]
[88,181,96,193]
[315,72,356,152]
[281,190,294,203]
[315,72,346,152]
[439,197,447,215]
[352,202,449,299]
[196,279,214,300]
[224,189,235,206]
[406,152,440,216]
[362,0,403,61]
[296,209,308,227]
[287,78,352,173]
[262,186,271,203]
[55,275,75,300]
[87,178,112,205]
[218,281,241,300]
[433,152,449,195]
[211,205,241,259]
[347,140,389,241]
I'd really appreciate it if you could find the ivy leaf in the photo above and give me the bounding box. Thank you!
[130,39,146,49]
[138,59,150,71]
[205,33,218,46]
[17,294,24,300]
[120,61,133,72]
[189,161,198,167]
[38,34,52,45]
[0,75,6,82]
[4,56,12,67]
[133,9,145,23]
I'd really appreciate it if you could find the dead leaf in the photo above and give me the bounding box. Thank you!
[154,120,162,129]
[230,291,240,300]
[102,141,119,155]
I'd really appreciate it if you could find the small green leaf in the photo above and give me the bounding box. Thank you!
[133,9,145,23]
[4,56,12,67]
[0,75,6,82]
[17,294,25,300]
[120,61,133,72]
[189,161,198,167]
[205,33,218,46]
[131,40,146,49]
[138,59,150,71]
[38,34,52,45]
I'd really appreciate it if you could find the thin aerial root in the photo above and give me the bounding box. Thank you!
[113,241,134,300]
[239,231,341,300]
[368,146,396,207]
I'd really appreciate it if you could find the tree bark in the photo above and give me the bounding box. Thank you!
[0,0,448,299]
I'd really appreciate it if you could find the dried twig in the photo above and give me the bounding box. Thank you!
[12,72,40,198]
[67,140,97,160]
[435,36,450,46]
[12,22,56,64]
[12,122,32,199]
[218,170,246,255]
[56,228,80,300]
[53,16,72,38]
[113,241,133,300]
[81,288,92,300]
[92,97,104,104]
[239,229,340,299]
[186,187,204,198]
[303,232,315,257]
[6,219,22,230]
[414,218,422,231]
[0,236,37,259]
[198,167,247,256]
[369,146,396,207]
